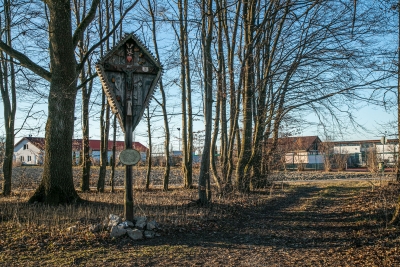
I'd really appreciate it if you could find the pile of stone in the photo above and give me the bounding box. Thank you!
[89,214,160,240]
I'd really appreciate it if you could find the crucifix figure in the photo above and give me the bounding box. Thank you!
[96,34,162,222]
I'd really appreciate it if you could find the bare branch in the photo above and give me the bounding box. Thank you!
[72,0,101,48]
[76,0,139,72]
[0,40,51,81]
[76,72,98,91]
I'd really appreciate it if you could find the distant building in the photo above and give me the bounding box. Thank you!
[13,137,148,165]
[273,136,324,170]
[14,137,45,165]
[329,139,399,167]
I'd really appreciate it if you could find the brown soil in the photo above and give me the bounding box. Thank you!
[1,173,400,266]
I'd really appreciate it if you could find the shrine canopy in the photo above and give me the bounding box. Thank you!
[96,33,162,132]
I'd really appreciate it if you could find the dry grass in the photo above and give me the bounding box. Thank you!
[1,168,400,266]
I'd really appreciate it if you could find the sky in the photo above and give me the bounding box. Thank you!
[1,0,399,151]
[3,93,396,152]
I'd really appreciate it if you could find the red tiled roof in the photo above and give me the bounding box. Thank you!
[16,137,148,152]
[86,140,148,152]
[271,136,320,151]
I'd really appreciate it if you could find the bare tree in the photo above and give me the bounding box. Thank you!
[235,0,257,193]
[72,0,95,192]
[0,0,16,196]
[0,0,137,204]
[198,0,214,204]
[145,107,152,190]
[147,0,171,191]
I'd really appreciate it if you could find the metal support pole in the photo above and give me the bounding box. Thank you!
[124,70,134,222]
[124,119,134,222]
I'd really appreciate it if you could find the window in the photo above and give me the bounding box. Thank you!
[27,156,32,162]
[23,144,28,150]
[20,156,24,162]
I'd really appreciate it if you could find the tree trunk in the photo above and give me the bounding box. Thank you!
[198,0,214,204]
[178,0,191,189]
[74,0,92,192]
[98,94,110,192]
[146,107,152,190]
[110,115,117,192]
[147,0,171,191]
[210,82,222,191]
[235,0,256,193]
[29,0,80,204]
[397,2,400,183]
[184,0,193,189]
[391,2,400,224]
[0,0,16,196]
[223,0,241,187]
[81,76,91,192]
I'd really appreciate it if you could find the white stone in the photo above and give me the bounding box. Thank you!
[110,225,127,238]
[108,214,122,228]
[119,221,134,229]
[127,228,143,240]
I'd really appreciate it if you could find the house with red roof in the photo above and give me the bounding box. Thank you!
[14,136,148,165]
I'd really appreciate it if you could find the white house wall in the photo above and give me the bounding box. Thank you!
[375,144,398,163]
[285,152,324,164]
[13,140,43,165]
[333,145,361,154]
[375,144,398,154]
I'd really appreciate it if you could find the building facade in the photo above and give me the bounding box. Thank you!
[14,137,148,165]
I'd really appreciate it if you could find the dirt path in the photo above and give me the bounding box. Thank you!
[142,182,400,267]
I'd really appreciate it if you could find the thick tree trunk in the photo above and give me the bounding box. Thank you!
[2,125,14,196]
[235,0,255,193]
[1,0,16,196]
[28,0,80,204]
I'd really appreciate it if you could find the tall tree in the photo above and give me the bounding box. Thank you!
[97,0,111,193]
[73,0,94,192]
[222,0,241,188]
[147,0,171,191]
[235,0,256,193]
[198,0,214,204]
[145,107,152,190]
[0,0,16,196]
[177,0,193,188]
[0,0,137,204]
[184,0,194,190]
